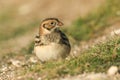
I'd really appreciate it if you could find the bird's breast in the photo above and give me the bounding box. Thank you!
[34,43,70,62]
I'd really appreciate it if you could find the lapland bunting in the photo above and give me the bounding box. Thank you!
[34,18,71,62]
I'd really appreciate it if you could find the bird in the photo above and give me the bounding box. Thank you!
[34,18,71,62]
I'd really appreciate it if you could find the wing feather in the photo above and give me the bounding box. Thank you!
[58,30,71,47]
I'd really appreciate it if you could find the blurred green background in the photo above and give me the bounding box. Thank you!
[1,0,120,54]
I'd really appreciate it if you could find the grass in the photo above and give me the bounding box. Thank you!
[66,0,120,41]
[0,12,11,24]
[25,36,120,79]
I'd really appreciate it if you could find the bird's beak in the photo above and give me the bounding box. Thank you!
[57,21,64,26]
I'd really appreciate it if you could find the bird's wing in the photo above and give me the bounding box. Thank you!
[59,30,71,47]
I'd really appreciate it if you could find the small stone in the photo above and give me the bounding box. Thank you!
[0,66,8,72]
[111,29,120,36]
[107,66,118,76]
[37,77,42,80]
[10,59,25,67]
[29,57,38,63]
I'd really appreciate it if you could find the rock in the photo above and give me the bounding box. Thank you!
[111,29,120,36]
[37,77,42,80]
[10,59,25,67]
[107,66,118,76]
[29,57,38,63]
[59,73,108,80]
[0,66,8,72]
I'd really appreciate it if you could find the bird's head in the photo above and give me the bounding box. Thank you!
[39,18,63,35]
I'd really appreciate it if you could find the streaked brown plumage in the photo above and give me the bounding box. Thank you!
[34,18,71,62]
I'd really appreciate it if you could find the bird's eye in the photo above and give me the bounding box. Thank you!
[51,22,54,24]
[50,22,56,26]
